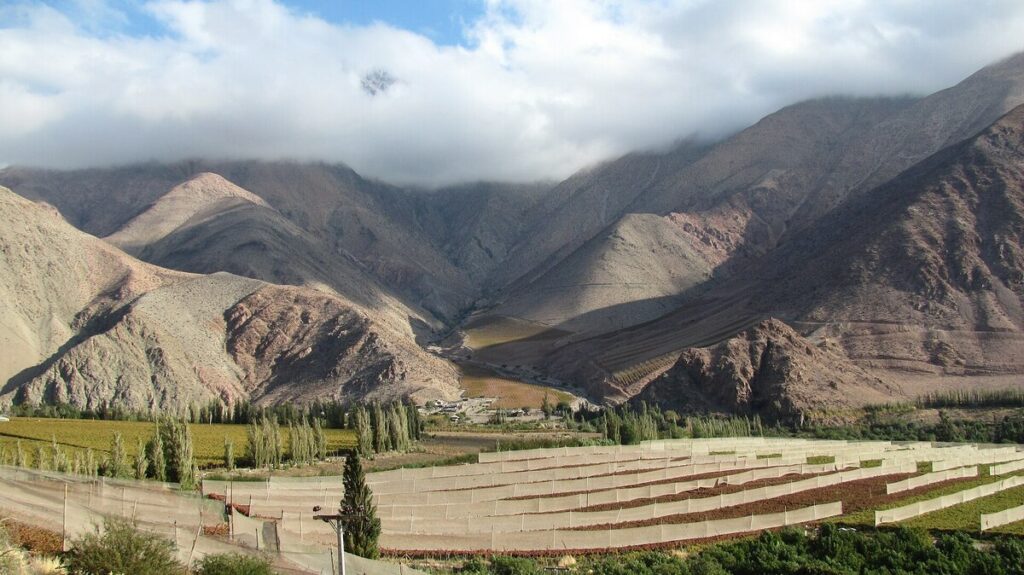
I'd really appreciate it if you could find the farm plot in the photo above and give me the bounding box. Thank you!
[459,364,573,409]
[0,418,355,466]
[203,437,1024,554]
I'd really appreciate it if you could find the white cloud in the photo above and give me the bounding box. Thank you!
[0,0,1022,186]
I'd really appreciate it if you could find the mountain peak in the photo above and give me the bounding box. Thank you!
[105,172,271,253]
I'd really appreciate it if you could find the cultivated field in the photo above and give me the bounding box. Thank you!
[204,437,1024,554]
[0,418,356,467]
[462,315,568,349]
[459,364,574,409]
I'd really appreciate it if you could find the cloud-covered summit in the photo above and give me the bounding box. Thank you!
[1,0,1023,186]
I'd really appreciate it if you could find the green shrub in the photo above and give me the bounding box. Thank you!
[489,556,543,575]
[194,552,275,575]
[65,517,184,575]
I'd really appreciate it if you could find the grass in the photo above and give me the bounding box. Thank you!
[838,467,1020,526]
[459,364,573,409]
[0,418,355,467]
[900,484,1024,534]
[807,455,836,465]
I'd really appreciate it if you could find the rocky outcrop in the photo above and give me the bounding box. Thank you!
[639,319,899,423]
[225,286,458,404]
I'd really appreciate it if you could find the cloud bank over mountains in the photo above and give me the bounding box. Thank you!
[1,0,1023,186]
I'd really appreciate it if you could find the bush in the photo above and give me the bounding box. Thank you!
[489,556,543,575]
[194,552,275,575]
[64,517,184,575]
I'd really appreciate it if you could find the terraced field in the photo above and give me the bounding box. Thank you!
[203,437,1024,554]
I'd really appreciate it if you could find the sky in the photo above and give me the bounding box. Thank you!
[0,1,1023,187]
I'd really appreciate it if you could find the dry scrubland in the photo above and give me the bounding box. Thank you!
[0,418,356,466]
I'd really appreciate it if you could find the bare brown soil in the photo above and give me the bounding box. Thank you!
[572,471,833,513]
[1,516,63,554]
[568,473,987,531]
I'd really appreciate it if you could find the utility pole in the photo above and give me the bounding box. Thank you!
[314,506,365,575]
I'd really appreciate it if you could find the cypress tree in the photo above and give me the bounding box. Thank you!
[341,453,381,559]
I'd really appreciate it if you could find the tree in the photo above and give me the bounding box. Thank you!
[146,426,167,481]
[51,434,69,473]
[84,448,98,477]
[313,416,327,460]
[541,393,553,419]
[33,444,47,470]
[105,432,130,478]
[134,437,149,480]
[14,440,25,468]
[341,452,380,559]
[406,403,421,441]
[158,419,196,489]
[246,419,266,468]
[371,403,387,453]
[387,403,407,452]
[247,415,283,468]
[224,436,235,471]
[354,407,373,457]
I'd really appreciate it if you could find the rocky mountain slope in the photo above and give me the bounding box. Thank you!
[480,54,1024,338]
[637,319,900,423]
[544,101,1024,410]
[0,186,458,412]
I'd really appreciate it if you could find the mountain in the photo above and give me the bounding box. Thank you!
[101,172,434,336]
[104,172,271,253]
[544,101,1024,410]
[0,186,459,412]
[478,97,911,334]
[0,162,465,321]
[4,52,1024,416]
[477,53,1024,340]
